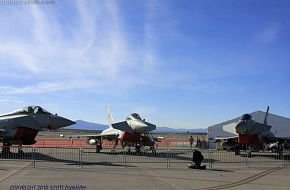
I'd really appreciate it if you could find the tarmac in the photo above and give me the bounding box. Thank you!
[0,159,289,190]
[0,148,290,190]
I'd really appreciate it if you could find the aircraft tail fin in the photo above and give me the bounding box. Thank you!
[107,105,114,127]
[263,106,270,125]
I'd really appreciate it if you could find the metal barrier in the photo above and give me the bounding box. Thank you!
[0,147,289,169]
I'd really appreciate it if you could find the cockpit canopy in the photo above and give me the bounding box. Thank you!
[126,113,142,120]
[240,114,253,122]
[11,106,51,115]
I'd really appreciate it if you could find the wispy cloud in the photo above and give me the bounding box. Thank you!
[0,42,42,73]
[0,1,191,97]
[142,1,174,71]
[0,2,246,97]
[0,2,137,94]
[255,22,281,45]
[134,106,157,117]
[0,80,94,95]
[0,97,22,105]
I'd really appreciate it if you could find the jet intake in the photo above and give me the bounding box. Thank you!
[22,140,37,145]
[235,121,249,135]
[9,139,36,145]
[14,127,38,141]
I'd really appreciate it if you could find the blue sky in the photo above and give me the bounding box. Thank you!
[0,0,290,129]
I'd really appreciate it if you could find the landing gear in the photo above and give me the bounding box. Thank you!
[277,142,283,157]
[142,132,157,155]
[18,144,24,155]
[150,145,156,155]
[95,139,103,153]
[247,151,252,158]
[247,146,253,158]
[113,140,118,149]
[1,140,25,156]
[135,145,141,154]
[1,140,11,155]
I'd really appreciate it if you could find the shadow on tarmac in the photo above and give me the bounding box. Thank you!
[0,152,136,167]
[239,152,290,160]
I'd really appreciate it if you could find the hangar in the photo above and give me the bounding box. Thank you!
[208,110,290,149]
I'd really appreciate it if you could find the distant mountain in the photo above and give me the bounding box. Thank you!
[67,120,207,134]
[155,127,207,133]
[67,120,108,131]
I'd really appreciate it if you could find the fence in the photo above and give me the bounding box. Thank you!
[0,146,289,169]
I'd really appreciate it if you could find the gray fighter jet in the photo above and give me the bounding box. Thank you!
[0,106,75,154]
[218,106,289,156]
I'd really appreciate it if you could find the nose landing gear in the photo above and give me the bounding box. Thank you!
[1,140,25,156]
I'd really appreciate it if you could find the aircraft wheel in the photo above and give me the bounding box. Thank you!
[270,147,278,153]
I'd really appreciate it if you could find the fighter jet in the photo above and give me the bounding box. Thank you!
[219,106,289,156]
[0,106,75,154]
[61,111,160,154]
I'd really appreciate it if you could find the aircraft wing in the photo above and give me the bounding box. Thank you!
[0,115,40,130]
[60,133,120,143]
[212,136,238,142]
[111,121,134,133]
[60,134,101,138]
[276,137,290,142]
[262,136,290,142]
[214,136,238,140]
[60,129,120,139]
[0,128,6,133]
[250,122,272,135]
[144,121,156,132]
[0,120,9,130]
[97,133,119,141]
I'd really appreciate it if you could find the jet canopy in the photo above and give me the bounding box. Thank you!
[10,106,51,115]
[127,113,142,120]
[240,114,253,122]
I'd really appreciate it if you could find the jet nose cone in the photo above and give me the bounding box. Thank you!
[134,120,156,132]
[135,120,148,128]
[49,115,76,129]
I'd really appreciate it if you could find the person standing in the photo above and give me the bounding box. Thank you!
[189,136,194,149]
[196,136,200,148]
